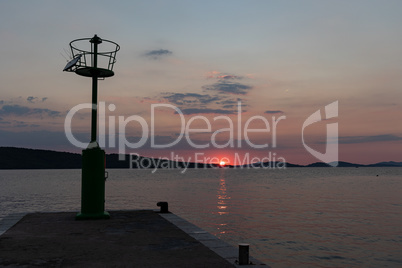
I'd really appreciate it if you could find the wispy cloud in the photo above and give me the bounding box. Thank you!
[265,110,284,114]
[218,99,242,105]
[27,96,48,103]
[145,70,252,115]
[202,82,252,95]
[152,92,247,115]
[205,71,244,80]
[0,105,61,117]
[176,108,237,115]
[163,93,221,106]
[217,75,243,80]
[144,49,172,60]
[338,134,402,144]
[0,119,40,128]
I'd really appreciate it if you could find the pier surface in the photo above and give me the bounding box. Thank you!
[0,210,266,267]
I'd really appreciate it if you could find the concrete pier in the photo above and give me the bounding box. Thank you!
[0,210,267,267]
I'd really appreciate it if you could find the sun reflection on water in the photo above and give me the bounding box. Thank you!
[216,170,231,235]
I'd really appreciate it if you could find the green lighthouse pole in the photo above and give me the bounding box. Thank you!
[63,34,119,220]
[90,35,101,144]
[76,35,109,220]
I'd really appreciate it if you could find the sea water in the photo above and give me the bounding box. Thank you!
[0,167,401,267]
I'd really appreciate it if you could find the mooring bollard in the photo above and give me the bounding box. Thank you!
[238,243,249,265]
[157,202,169,213]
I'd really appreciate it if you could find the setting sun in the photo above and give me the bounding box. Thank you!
[219,161,226,167]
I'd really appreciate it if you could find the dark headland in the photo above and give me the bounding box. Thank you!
[0,147,401,169]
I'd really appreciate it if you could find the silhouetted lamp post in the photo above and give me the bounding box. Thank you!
[63,34,120,220]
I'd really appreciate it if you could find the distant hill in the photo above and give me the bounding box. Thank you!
[0,147,81,169]
[0,147,400,169]
[0,147,217,169]
[308,161,364,167]
[307,161,402,167]
[368,161,402,167]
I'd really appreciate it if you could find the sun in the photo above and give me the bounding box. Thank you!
[219,161,226,167]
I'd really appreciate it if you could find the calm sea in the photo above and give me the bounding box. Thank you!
[0,168,401,267]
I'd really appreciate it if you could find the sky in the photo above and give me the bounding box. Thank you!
[0,0,401,165]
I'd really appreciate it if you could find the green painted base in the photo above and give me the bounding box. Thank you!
[75,211,110,220]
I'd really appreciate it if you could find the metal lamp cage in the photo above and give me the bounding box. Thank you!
[66,37,120,78]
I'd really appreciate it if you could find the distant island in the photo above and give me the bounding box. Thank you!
[0,147,401,169]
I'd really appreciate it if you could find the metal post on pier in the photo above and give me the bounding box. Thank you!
[63,34,120,220]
